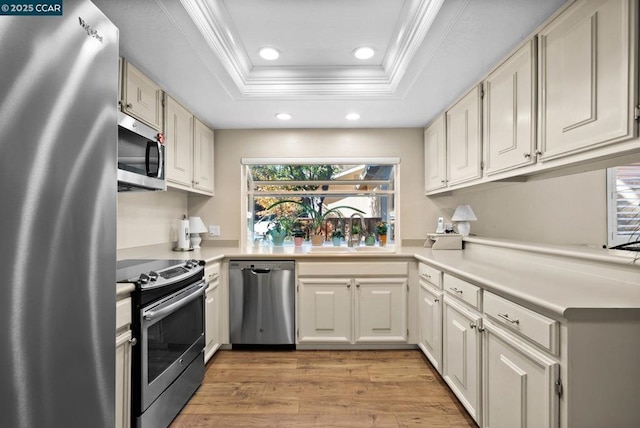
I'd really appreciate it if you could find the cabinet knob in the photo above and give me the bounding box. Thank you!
[356,283,360,288]
[534,150,543,156]
[469,323,476,329]
[126,103,133,109]
[347,283,351,288]
[129,337,137,346]
[523,152,531,158]
[434,298,440,303]
[440,179,446,184]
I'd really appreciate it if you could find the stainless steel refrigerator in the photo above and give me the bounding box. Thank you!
[0,1,118,427]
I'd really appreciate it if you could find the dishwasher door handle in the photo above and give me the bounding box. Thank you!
[247,268,271,275]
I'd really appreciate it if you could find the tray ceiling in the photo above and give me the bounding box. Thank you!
[92,0,566,129]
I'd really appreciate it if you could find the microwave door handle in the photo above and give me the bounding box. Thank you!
[156,140,163,178]
[145,140,163,178]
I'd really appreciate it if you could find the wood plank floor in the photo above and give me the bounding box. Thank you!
[171,350,477,428]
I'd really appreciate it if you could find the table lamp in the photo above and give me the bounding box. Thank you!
[188,216,207,249]
[451,205,477,237]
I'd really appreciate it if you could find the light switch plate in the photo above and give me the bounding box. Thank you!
[209,225,220,236]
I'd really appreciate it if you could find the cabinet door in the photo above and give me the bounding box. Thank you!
[425,114,447,192]
[447,85,483,185]
[418,279,443,373]
[115,329,132,428]
[298,278,352,343]
[123,61,162,130]
[483,320,559,428]
[538,0,636,161]
[484,40,536,175]
[204,280,220,362]
[193,118,215,195]
[443,296,482,424]
[165,95,194,187]
[355,278,408,343]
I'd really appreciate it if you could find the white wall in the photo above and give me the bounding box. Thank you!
[116,129,610,249]
[188,128,440,245]
[117,189,188,249]
[431,169,608,246]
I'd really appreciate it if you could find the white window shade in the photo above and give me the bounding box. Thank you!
[607,163,640,248]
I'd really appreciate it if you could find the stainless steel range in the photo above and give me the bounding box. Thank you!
[117,259,206,428]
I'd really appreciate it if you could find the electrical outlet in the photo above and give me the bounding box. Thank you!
[209,225,220,237]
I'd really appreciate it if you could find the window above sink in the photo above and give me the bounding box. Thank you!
[241,157,399,247]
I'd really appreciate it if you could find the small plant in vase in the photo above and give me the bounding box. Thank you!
[267,221,287,246]
[292,224,305,247]
[376,221,388,247]
[331,229,344,246]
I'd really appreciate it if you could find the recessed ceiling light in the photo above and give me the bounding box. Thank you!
[346,113,360,121]
[259,47,279,60]
[275,113,292,121]
[353,47,375,60]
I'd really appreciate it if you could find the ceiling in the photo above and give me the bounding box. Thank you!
[92,0,566,129]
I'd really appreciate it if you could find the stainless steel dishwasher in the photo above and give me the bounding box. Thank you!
[229,260,295,346]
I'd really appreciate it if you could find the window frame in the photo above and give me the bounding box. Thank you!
[240,157,401,247]
[606,164,640,247]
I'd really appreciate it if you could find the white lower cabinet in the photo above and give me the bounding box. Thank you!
[298,277,407,344]
[443,296,482,424]
[355,278,408,343]
[298,278,353,343]
[204,263,221,362]
[297,262,408,345]
[115,294,133,428]
[483,320,559,428]
[115,329,133,428]
[418,278,443,373]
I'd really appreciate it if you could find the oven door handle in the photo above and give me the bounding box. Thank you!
[143,283,204,322]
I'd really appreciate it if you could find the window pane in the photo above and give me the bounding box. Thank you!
[247,162,396,245]
[608,163,640,248]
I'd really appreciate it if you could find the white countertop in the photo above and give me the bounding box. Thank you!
[116,238,640,319]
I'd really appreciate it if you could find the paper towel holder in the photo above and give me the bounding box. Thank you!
[173,215,194,252]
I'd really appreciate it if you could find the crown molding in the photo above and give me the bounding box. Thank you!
[180,0,444,99]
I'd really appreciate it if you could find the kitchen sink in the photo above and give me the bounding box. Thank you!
[306,246,354,254]
[352,246,395,253]
[306,246,395,254]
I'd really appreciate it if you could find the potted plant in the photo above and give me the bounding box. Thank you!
[331,229,344,246]
[376,221,388,247]
[266,200,364,246]
[364,232,376,246]
[267,221,287,246]
[292,223,305,247]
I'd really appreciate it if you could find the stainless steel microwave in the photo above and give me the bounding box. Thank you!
[117,111,166,192]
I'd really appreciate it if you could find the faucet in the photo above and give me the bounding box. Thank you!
[348,213,365,247]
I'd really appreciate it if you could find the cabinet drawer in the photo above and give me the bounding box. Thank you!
[116,297,132,331]
[484,291,559,355]
[298,262,408,277]
[444,274,481,310]
[419,263,441,288]
[205,262,220,284]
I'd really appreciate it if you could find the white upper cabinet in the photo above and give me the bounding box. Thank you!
[193,118,215,194]
[121,61,163,131]
[538,0,637,161]
[424,114,448,193]
[165,95,194,187]
[165,96,215,196]
[446,85,483,186]
[484,40,537,175]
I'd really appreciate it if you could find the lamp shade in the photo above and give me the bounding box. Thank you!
[188,216,207,234]
[451,205,477,222]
